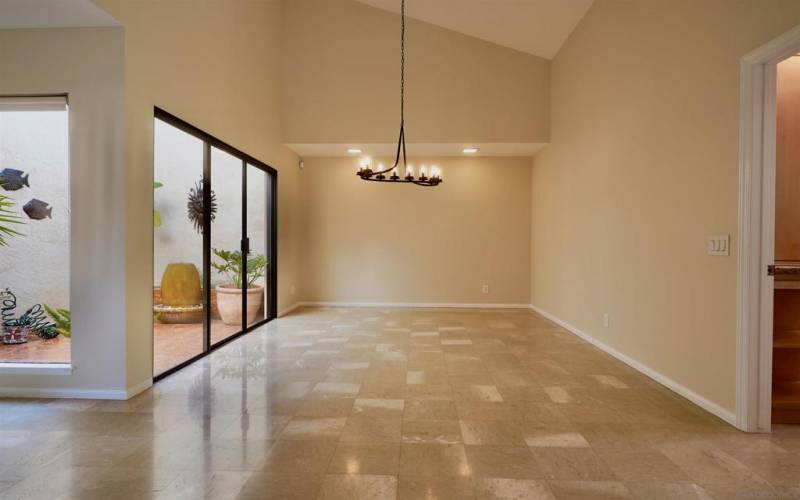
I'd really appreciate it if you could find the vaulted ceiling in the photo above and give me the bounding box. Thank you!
[353,0,594,59]
[0,0,118,29]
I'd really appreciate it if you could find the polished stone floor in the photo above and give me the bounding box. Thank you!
[1,306,800,499]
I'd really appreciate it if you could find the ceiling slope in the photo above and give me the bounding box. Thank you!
[354,0,593,59]
[0,0,118,29]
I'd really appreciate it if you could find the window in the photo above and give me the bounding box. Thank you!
[0,96,70,364]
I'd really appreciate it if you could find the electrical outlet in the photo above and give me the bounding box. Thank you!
[602,313,609,328]
[707,235,730,256]
[482,284,489,294]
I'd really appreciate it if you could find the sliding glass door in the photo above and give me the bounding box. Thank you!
[210,146,244,346]
[153,108,276,378]
[153,118,206,375]
[246,164,271,326]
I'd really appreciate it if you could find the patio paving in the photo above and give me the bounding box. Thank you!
[0,319,249,375]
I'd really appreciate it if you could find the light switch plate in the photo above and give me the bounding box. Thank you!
[708,235,730,256]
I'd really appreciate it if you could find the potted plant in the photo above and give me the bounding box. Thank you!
[211,248,266,326]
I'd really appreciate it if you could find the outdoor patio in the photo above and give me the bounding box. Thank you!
[0,319,244,375]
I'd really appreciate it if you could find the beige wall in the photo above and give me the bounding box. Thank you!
[0,28,126,394]
[301,157,531,304]
[531,0,800,413]
[282,0,550,145]
[96,0,302,390]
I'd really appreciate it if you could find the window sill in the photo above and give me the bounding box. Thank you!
[0,363,74,376]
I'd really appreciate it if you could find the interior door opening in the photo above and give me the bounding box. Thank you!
[152,108,277,379]
[771,53,800,424]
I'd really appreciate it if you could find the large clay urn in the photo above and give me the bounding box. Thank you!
[216,284,264,326]
[160,263,202,306]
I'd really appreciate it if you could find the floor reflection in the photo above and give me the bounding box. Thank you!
[1,307,800,499]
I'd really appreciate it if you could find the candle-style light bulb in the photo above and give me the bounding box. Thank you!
[420,165,427,178]
[406,165,414,179]
[375,162,388,180]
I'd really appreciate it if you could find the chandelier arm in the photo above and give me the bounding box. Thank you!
[370,122,404,176]
[400,123,407,169]
[394,123,403,169]
[376,120,405,175]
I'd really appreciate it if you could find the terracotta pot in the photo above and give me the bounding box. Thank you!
[216,284,264,326]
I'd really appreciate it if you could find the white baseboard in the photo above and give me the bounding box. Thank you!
[529,304,737,427]
[0,378,152,401]
[278,302,303,317]
[0,387,129,400]
[298,301,531,309]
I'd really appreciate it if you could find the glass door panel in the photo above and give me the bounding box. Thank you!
[210,146,244,345]
[246,164,268,325]
[153,118,205,376]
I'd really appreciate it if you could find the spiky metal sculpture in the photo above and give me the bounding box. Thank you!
[187,179,217,234]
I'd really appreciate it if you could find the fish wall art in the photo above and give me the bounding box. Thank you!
[22,199,52,220]
[0,168,30,191]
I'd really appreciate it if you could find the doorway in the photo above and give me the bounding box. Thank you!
[738,25,800,432]
[770,54,800,424]
[152,108,277,379]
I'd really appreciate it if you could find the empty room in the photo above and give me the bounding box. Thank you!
[1,0,800,498]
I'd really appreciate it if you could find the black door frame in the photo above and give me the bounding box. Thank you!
[153,107,278,381]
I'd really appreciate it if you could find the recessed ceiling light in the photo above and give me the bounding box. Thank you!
[462,147,479,154]
[347,148,363,154]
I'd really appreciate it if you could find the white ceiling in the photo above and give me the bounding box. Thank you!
[354,0,594,59]
[0,0,118,29]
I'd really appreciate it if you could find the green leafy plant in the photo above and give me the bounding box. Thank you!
[211,248,266,288]
[0,195,24,246]
[153,181,163,228]
[43,305,71,338]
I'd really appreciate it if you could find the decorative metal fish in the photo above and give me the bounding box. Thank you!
[22,199,52,220]
[0,169,30,191]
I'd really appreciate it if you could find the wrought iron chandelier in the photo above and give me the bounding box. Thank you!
[356,0,442,187]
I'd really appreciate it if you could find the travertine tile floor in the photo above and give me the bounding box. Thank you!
[2,306,800,499]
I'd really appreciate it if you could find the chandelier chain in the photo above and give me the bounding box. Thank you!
[400,0,405,127]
